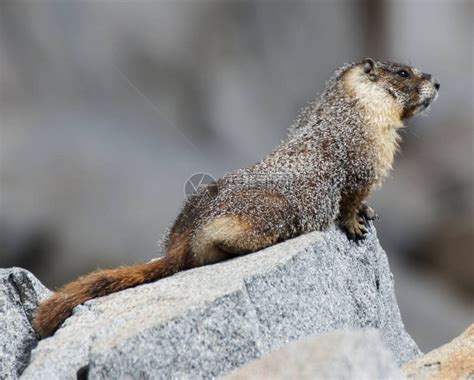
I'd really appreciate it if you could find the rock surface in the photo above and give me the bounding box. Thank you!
[401,324,474,380]
[0,268,51,379]
[224,329,403,380]
[15,224,419,379]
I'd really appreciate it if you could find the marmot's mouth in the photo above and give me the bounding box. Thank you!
[405,95,436,119]
[421,98,432,109]
[419,95,436,110]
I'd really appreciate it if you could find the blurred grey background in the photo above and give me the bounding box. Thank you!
[0,0,472,352]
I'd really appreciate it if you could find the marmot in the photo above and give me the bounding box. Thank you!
[33,58,440,338]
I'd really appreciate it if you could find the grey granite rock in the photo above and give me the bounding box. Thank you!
[0,268,51,379]
[20,225,420,379]
[224,329,404,380]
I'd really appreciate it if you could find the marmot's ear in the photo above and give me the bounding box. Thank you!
[363,58,379,81]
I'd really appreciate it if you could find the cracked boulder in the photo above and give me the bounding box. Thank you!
[0,268,51,379]
[15,225,419,379]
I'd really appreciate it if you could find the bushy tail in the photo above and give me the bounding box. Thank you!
[33,238,188,338]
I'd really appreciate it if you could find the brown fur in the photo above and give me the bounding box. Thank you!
[338,188,373,240]
[33,232,190,338]
[190,216,252,266]
[33,59,439,338]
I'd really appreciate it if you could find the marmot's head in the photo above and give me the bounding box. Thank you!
[344,58,440,122]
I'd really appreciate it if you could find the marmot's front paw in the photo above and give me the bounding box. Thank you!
[358,204,378,226]
[341,215,368,241]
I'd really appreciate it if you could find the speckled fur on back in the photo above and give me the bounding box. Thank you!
[33,59,440,338]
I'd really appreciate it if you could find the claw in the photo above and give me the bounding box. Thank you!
[357,214,369,228]
[341,204,377,241]
[342,216,368,241]
[359,204,378,223]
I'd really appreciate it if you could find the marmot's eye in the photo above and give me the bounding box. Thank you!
[397,70,410,78]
